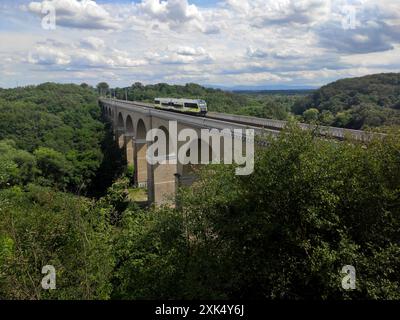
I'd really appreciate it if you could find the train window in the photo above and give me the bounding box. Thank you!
[185,103,198,109]
[155,100,160,104]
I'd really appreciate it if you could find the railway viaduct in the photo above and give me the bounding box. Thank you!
[99,98,375,206]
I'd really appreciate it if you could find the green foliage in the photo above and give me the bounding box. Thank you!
[303,108,319,122]
[125,164,135,186]
[0,185,115,300]
[0,159,18,189]
[98,178,131,224]
[1,123,399,300]
[171,125,400,299]
[0,235,13,265]
[1,80,399,300]
[107,125,400,300]
[0,140,36,188]
[0,83,105,193]
[97,82,109,96]
[293,73,400,129]
[34,147,71,189]
[86,121,126,198]
[112,208,187,299]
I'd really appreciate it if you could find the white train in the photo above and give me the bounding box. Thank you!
[154,98,208,116]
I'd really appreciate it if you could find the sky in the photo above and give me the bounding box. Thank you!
[0,0,400,89]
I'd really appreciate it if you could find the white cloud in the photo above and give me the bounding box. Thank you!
[226,0,331,28]
[1,0,399,88]
[80,37,105,50]
[28,45,71,65]
[27,39,148,69]
[246,47,269,59]
[28,0,119,30]
[147,46,214,65]
[134,0,219,33]
[174,46,206,56]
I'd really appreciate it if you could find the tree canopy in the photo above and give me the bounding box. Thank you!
[0,83,105,193]
[293,73,400,129]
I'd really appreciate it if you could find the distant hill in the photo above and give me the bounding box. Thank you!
[206,84,317,91]
[292,73,400,129]
[233,89,314,96]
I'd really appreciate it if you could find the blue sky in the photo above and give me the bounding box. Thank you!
[1,0,400,88]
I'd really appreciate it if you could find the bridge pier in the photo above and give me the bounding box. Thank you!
[116,128,125,149]
[135,139,148,188]
[125,134,135,166]
[152,156,178,206]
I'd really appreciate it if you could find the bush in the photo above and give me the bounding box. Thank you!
[0,185,115,300]
[173,124,400,299]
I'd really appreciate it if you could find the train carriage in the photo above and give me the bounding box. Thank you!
[154,98,208,116]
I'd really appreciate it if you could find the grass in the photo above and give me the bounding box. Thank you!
[128,187,148,202]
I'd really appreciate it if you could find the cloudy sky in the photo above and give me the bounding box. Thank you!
[0,0,399,89]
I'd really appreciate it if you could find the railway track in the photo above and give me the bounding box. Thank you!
[102,98,384,142]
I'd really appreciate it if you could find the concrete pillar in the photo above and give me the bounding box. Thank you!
[125,135,135,166]
[146,135,178,206]
[147,155,155,203]
[135,139,148,188]
[116,128,125,149]
[152,155,178,206]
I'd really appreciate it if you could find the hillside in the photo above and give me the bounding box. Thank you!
[292,73,400,129]
[0,83,123,195]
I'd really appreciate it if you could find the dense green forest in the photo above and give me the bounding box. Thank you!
[1,82,400,299]
[292,73,400,129]
[0,83,124,196]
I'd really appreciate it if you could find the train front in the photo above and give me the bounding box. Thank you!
[198,100,208,115]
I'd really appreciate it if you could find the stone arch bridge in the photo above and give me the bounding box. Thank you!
[99,98,375,206]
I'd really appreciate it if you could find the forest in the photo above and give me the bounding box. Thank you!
[0,80,399,300]
[292,73,400,130]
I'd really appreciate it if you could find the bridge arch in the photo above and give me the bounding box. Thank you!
[126,115,134,135]
[116,112,125,149]
[157,125,173,159]
[124,115,135,168]
[136,118,147,140]
[117,112,124,129]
